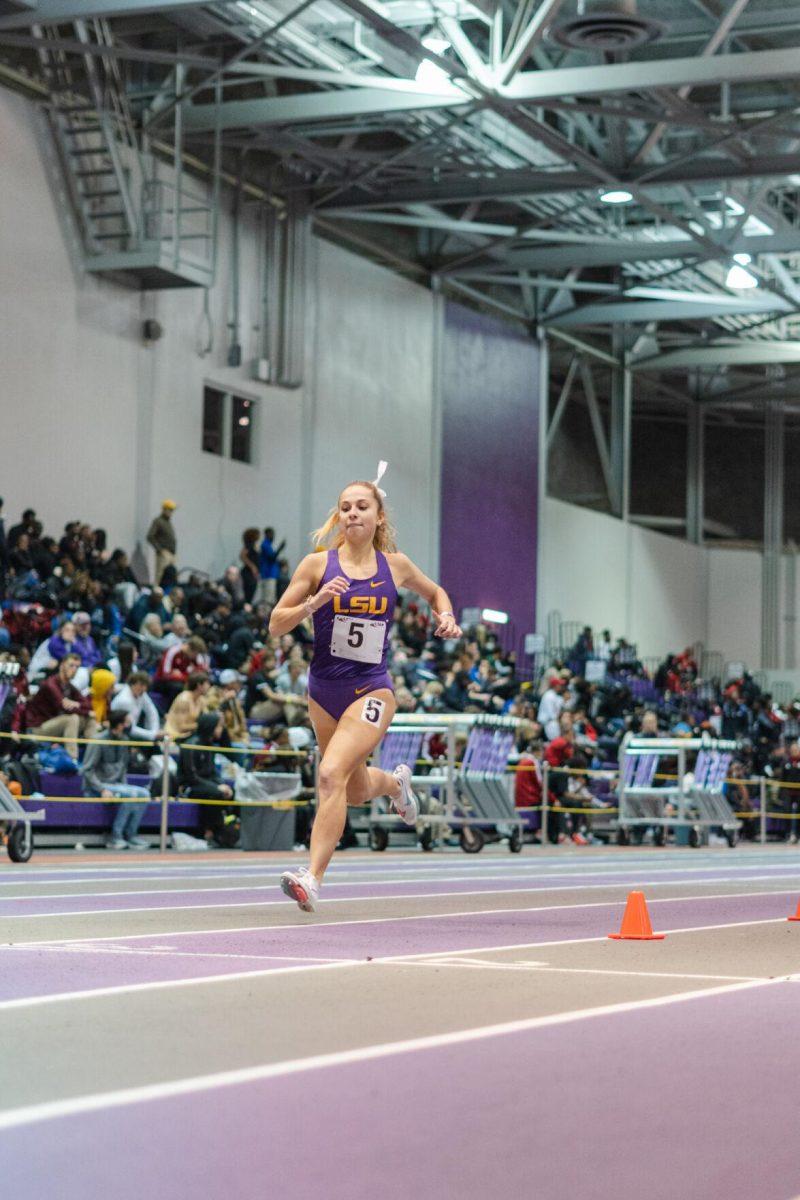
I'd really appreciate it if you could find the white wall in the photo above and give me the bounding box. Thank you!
[538,498,630,640]
[539,501,798,670]
[539,498,708,660]
[141,206,307,576]
[305,238,438,573]
[707,548,762,670]
[0,88,141,551]
[0,88,439,581]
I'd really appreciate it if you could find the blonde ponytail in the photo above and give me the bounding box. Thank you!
[311,481,397,553]
[311,506,340,552]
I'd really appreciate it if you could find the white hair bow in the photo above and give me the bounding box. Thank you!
[372,460,388,499]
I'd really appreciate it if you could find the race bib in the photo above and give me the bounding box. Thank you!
[330,615,385,665]
[361,696,386,726]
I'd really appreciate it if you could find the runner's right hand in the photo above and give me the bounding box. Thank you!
[310,575,350,611]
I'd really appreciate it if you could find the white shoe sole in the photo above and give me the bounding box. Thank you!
[280,872,317,913]
[391,765,418,826]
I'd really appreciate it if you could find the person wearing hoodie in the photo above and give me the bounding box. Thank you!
[178,711,236,845]
[90,667,117,725]
[71,612,103,670]
[81,709,152,850]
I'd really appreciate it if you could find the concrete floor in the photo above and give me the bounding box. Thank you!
[1,845,800,1199]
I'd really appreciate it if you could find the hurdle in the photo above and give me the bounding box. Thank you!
[367,713,524,854]
[618,736,741,848]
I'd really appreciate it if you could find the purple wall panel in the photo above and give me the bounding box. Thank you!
[439,301,540,644]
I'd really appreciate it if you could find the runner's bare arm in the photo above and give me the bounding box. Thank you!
[388,553,462,638]
[268,555,325,637]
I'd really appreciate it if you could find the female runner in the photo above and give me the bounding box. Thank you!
[269,465,461,911]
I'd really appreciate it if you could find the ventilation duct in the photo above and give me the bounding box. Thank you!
[262,209,307,389]
[548,1,664,51]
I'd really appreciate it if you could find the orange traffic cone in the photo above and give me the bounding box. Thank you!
[608,891,665,940]
[788,900,800,922]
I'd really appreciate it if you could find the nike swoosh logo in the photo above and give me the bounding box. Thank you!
[370,581,384,589]
[355,686,370,695]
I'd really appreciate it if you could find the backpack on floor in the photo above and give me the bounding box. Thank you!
[5,758,41,796]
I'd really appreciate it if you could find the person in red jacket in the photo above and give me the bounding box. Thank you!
[515,739,545,809]
[14,653,98,760]
[154,636,209,702]
[544,714,575,770]
[542,715,577,843]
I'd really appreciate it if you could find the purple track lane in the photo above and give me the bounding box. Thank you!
[0,889,795,1003]
[4,849,800,1200]
[3,979,800,1199]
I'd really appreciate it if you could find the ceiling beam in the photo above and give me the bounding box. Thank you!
[319,151,800,209]
[548,294,788,327]
[445,229,800,274]
[547,328,621,367]
[323,209,641,244]
[0,30,216,66]
[182,87,468,133]
[445,273,620,292]
[0,0,216,27]
[632,342,800,370]
[631,0,753,163]
[503,45,800,105]
[173,33,800,143]
[147,0,316,131]
[496,0,566,88]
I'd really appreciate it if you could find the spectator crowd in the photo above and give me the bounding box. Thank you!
[0,498,799,849]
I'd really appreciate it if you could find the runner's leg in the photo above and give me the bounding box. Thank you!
[309,689,396,880]
[308,695,401,807]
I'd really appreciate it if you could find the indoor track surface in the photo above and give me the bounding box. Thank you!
[2,844,800,1200]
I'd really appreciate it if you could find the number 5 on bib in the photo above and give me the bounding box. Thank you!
[361,696,385,725]
[331,615,384,665]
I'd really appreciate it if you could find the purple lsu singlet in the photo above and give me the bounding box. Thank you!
[307,549,397,720]
[310,548,397,683]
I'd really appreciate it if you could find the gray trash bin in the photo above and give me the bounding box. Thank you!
[236,772,302,852]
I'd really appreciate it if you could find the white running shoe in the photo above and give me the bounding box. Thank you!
[390,763,418,826]
[280,867,320,913]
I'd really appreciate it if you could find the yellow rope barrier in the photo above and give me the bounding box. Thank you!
[0,730,310,757]
[11,794,308,808]
[540,804,618,815]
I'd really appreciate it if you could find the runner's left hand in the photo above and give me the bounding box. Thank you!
[433,612,462,639]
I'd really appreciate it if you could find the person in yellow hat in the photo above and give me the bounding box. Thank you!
[147,500,177,584]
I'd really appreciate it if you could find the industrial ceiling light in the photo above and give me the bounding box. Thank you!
[414,34,452,89]
[600,189,633,204]
[726,253,758,289]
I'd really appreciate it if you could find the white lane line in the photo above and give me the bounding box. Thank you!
[0,972,795,1131]
[400,958,763,982]
[2,876,798,921]
[6,855,798,887]
[25,947,344,962]
[5,866,800,903]
[0,878,561,902]
[0,854,703,874]
[7,861,800,896]
[10,863,792,888]
[0,918,789,1013]
[0,915,790,1013]
[0,959,365,1011]
[6,870,800,904]
[4,887,797,947]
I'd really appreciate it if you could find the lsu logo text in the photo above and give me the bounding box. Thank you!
[333,595,388,616]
